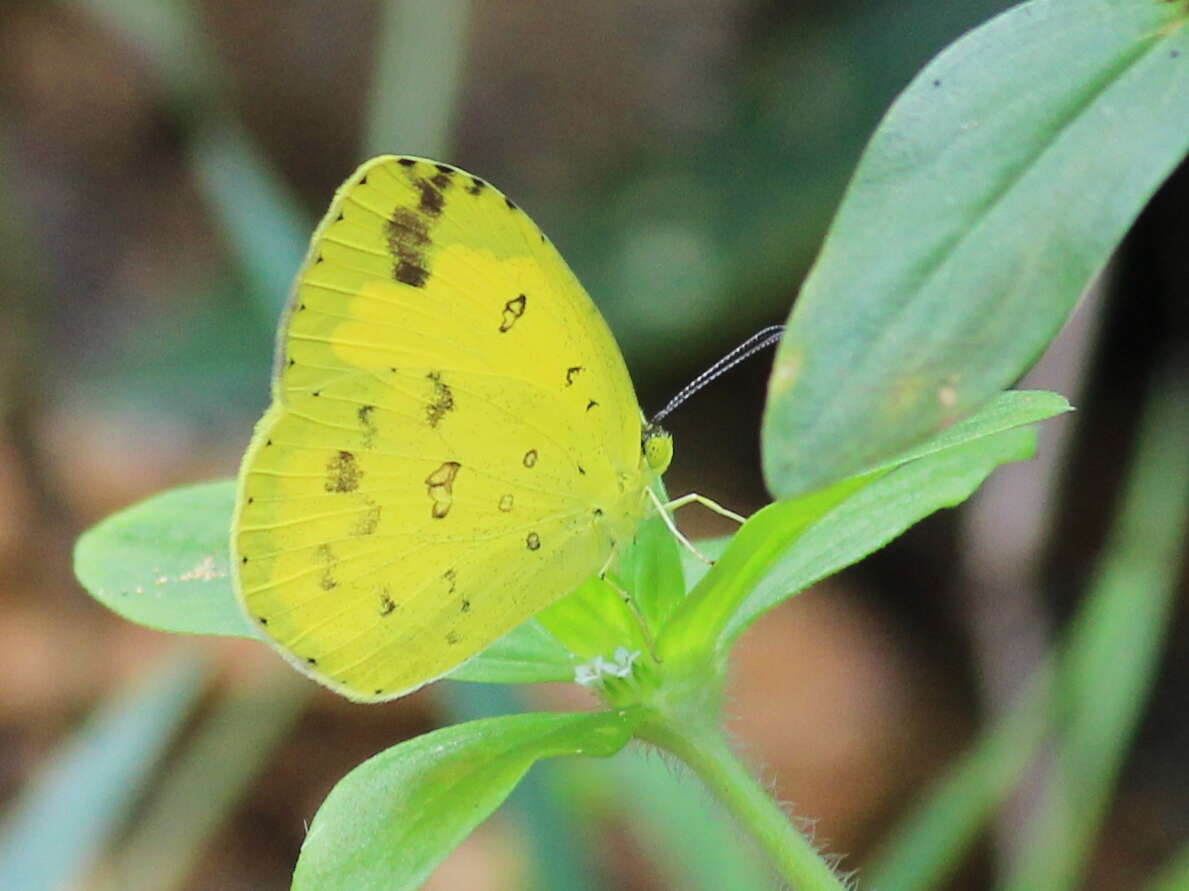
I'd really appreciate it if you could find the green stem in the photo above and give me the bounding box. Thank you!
[640,719,846,891]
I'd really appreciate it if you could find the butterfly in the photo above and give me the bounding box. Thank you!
[231,156,672,701]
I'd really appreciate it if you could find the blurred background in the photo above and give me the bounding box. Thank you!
[0,1,1186,889]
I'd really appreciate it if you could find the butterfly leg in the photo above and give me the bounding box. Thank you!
[662,492,747,525]
[647,487,714,564]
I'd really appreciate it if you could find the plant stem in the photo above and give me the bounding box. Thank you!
[640,720,847,891]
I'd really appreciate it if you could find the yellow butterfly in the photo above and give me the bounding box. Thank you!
[231,156,673,701]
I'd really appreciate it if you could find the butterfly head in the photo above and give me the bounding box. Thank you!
[641,423,673,476]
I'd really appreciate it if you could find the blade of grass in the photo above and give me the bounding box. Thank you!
[868,366,1189,890]
[867,660,1056,890]
[0,651,206,891]
[97,668,308,891]
[1146,838,1189,891]
[365,0,472,159]
[76,0,308,321]
[1001,368,1189,889]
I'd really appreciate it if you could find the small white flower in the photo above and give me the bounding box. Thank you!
[573,648,642,685]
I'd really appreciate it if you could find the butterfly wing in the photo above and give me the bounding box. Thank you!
[232,156,650,700]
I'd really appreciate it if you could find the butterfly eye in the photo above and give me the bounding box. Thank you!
[641,424,673,475]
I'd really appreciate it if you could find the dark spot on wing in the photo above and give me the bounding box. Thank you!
[325,451,362,493]
[426,461,461,519]
[499,294,527,332]
[307,657,318,665]
[358,404,378,448]
[444,568,457,593]
[586,399,599,411]
[526,532,540,551]
[426,371,455,427]
[386,208,431,288]
[379,589,397,616]
[523,449,538,468]
[315,544,338,590]
[467,176,486,195]
[351,502,381,536]
[505,197,518,210]
[397,158,416,167]
[445,630,462,645]
[460,599,471,613]
[415,177,445,216]
[257,616,268,625]
[565,366,584,386]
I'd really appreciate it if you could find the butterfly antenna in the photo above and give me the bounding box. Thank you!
[650,325,785,424]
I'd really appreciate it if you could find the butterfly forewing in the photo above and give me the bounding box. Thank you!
[233,156,650,700]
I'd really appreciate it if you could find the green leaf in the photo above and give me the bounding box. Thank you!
[292,710,640,891]
[536,577,649,661]
[724,426,1037,646]
[73,480,258,640]
[619,510,686,634]
[763,0,1189,498]
[660,391,1064,662]
[0,653,205,891]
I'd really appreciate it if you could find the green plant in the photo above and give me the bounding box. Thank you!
[69,0,1189,888]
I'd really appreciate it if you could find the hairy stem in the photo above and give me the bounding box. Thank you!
[640,719,846,891]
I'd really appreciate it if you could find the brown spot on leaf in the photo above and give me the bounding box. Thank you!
[565,366,584,386]
[378,589,397,616]
[445,630,462,645]
[467,177,486,195]
[523,449,538,468]
[498,494,514,512]
[526,532,541,551]
[444,568,457,593]
[325,451,362,493]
